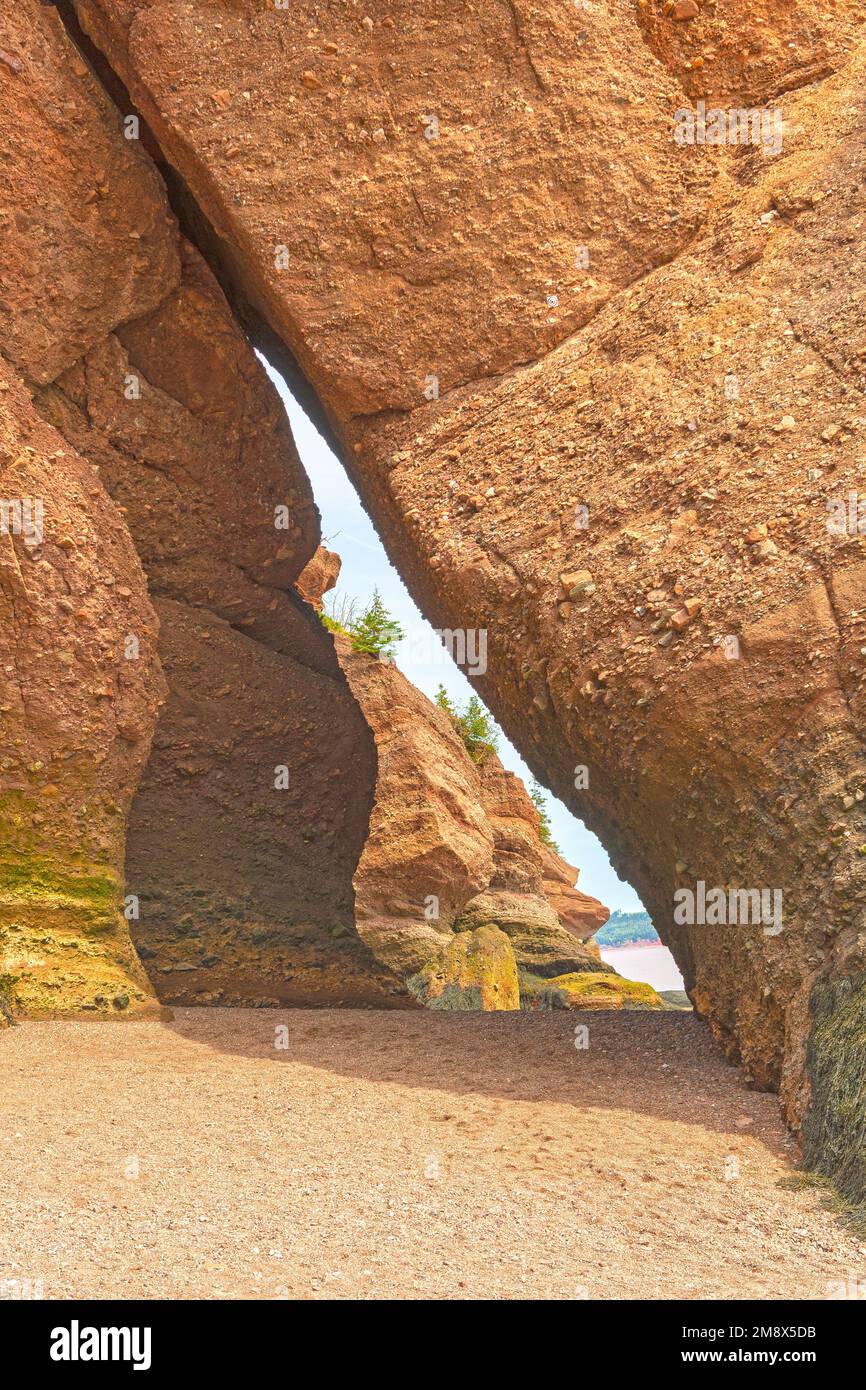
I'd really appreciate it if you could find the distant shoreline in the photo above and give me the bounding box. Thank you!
[601,938,663,952]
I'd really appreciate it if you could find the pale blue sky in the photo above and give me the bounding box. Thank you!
[266,361,645,913]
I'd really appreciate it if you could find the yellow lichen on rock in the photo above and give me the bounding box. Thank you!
[540,972,665,1011]
[410,925,519,1012]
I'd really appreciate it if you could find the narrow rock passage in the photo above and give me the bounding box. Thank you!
[2,1010,862,1300]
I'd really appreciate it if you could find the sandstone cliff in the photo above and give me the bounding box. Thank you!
[0,356,164,1018]
[1,0,386,1012]
[456,750,608,978]
[299,546,610,1002]
[334,624,611,1001]
[63,0,866,1195]
[0,0,862,1203]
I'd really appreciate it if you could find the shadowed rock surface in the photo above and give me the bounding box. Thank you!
[36,246,387,1007]
[0,359,164,1019]
[0,0,174,1018]
[1,0,384,1010]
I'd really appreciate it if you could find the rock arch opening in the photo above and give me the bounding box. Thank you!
[0,0,863,1214]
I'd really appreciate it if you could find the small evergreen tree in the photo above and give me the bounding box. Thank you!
[529,780,559,853]
[348,589,405,660]
[459,695,499,763]
[434,684,456,717]
[435,689,500,764]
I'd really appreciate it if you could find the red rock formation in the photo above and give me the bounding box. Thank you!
[1,0,383,1010]
[296,545,341,612]
[337,636,495,978]
[68,0,866,1197]
[33,243,389,1006]
[1,0,862,1197]
[0,2,179,386]
[0,358,164,1018]
[456,752,606,977]
[0,0,176,1018]
[295,547,610,994]
[540,844,610,944]
[634,0,866,104]
[125,598,400,1008]
[71,0,711,416]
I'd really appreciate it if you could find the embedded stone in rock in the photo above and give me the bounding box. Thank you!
[409,924,519,1012]
[0,360,164,1019]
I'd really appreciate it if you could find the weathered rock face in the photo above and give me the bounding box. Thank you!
[455,753,606,977]
[345,56,866,1132]
[0,1,179,386]
[68,0,866,1198]
[635,0,866,105]
[0,0,176,1018]
[34,244,390,1007]
[325,614,609,995]
[124,598,399,1008]
[2,0,386,1010]
[409,924,519,1012]
[337,636,495,977]
[540,843,609,946]
[0,359,164,1019]
[71,0,711,417]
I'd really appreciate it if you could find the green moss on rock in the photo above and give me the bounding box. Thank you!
[528,970,664,1010]
[409,924,520,1011]
[803,973,866,1210]
[0,846,157,1019]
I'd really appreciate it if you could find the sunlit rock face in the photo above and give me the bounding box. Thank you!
[455,752,608,979]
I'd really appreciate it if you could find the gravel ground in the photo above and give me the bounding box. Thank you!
[1,1008,863,1300]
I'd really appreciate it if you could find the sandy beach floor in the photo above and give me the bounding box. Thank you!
[1,1008,863,1300]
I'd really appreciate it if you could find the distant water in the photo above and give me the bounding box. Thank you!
[600,943,685,993]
